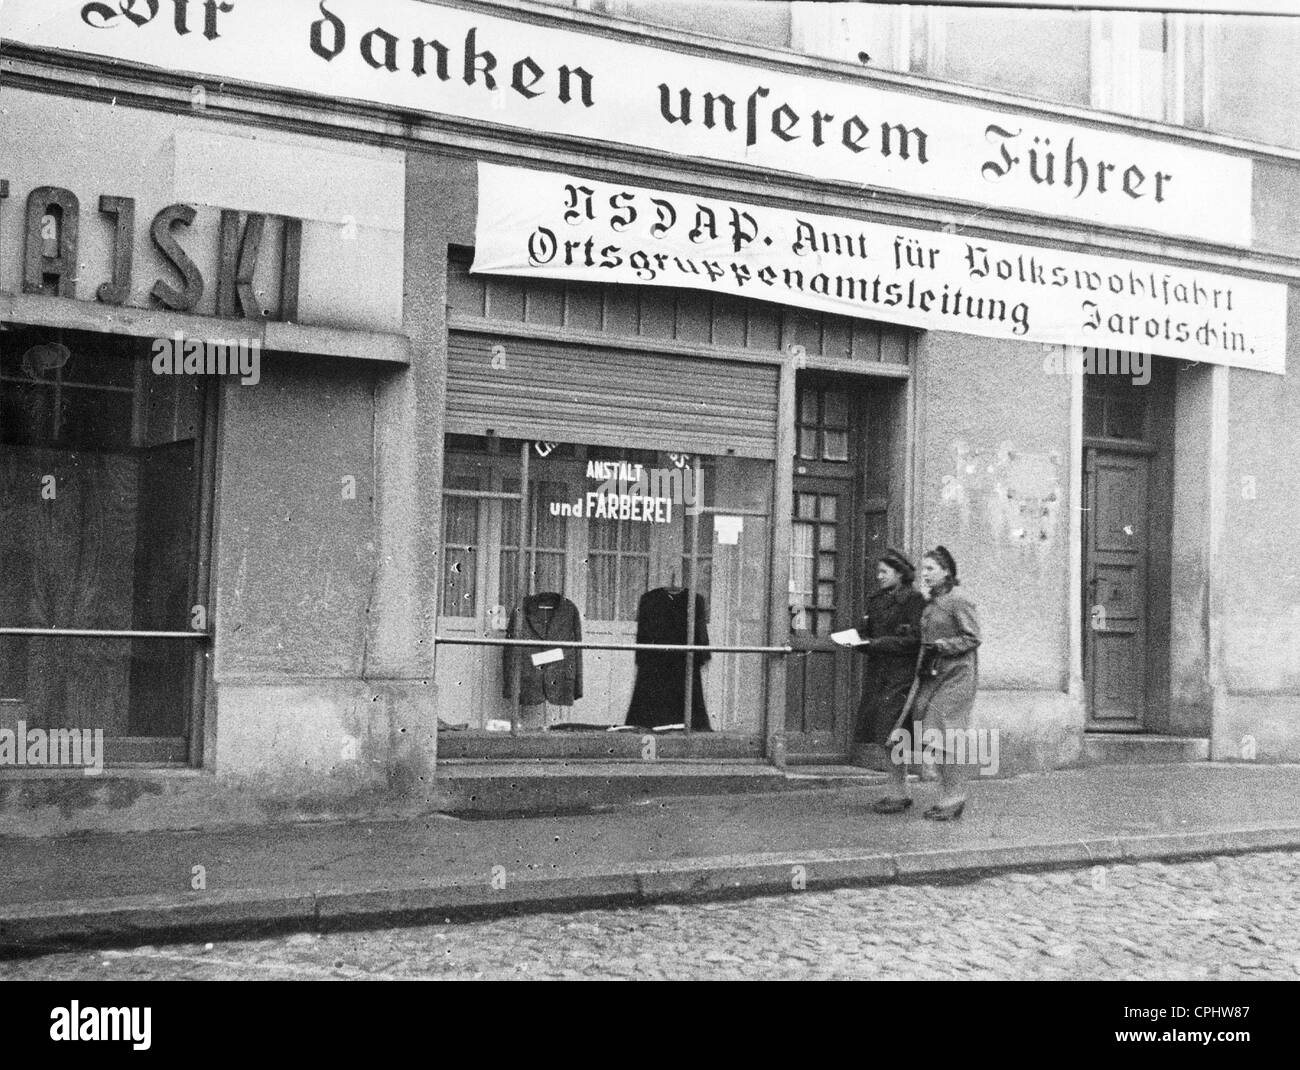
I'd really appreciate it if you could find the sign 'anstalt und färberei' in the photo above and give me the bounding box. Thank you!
[472,164,1286,374]
[0,0,1254,246]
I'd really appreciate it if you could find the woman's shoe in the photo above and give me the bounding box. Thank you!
[872,797,914,815]
[922,800,966,821]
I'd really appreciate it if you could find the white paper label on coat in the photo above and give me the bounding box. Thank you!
[485,719,513,732]
[831,629,867,646]
[531,648,565,667]
[714,516,744,545]
[474,164,1287,375]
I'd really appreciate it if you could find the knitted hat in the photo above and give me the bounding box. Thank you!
[877,548,916,584]
[925,545,959,583]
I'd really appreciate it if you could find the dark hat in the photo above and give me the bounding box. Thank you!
[925,545,958,582]
[877,547,915,583]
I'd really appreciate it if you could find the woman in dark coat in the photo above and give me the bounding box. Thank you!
[852,549,925,766]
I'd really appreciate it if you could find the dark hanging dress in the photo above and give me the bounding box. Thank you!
[625,587,712,730]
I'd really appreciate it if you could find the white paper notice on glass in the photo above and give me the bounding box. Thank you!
[830,629,869,647]
[531,648,565,667]
[714,515,744,545]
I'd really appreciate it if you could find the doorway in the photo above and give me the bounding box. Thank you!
[1083,447,1151,728]
[784,373,905,758]
[1081,352,1174,732]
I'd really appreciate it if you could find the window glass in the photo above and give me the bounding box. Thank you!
[1084,360,1151,442]
[1093,11,1180,123]
[588,513,651,622]
[790,1,915,72]
[441,476,480,618]
[796,385,854,463]
[1106,397,1147,441]
[436,436,773,734]
[501,477,569,612]
[788,488,844,637]
[0,326,207,753]
[790,523,816,612]
[823,391,849,428]
[798,428,818,460]
[823,429,850,462]
[799,390,819,424]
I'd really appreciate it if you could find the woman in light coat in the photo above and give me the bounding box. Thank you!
[873,545,981,820]
[913,546,981,820]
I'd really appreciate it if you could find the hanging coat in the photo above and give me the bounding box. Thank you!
[912,583,981,738]
[503,593,583,706]
[625,587,712,730]
[854,584,926,747]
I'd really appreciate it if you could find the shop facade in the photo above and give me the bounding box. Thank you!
[1,0,1297,822]
[0,79,420,805]
[433,234,915,761]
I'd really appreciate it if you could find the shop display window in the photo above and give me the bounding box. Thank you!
[435,435,773,734]
[0,326,209,762]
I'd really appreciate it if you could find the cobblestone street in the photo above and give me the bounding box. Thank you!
[4,851,1299,980]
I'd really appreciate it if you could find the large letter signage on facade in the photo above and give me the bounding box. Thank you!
[1,0,1254,245]
[473,164,1286,375]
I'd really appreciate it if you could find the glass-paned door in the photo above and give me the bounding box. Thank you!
[786,379,863,755]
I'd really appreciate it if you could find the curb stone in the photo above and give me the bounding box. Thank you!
[2,827,1298,957]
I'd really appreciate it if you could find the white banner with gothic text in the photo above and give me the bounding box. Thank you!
[473,164,1286,374]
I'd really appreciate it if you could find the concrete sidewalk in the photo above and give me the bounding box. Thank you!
[2,763,1299,955]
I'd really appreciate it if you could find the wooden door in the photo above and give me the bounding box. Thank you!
[1084,447,1150,730]
[785,475,856,750]
[784,376,861,754]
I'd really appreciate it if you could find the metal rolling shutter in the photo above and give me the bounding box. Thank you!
[447,333,779,459]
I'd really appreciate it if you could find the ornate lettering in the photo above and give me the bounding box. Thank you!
[97,195,136,305]
[150,203,204,312]
[24,187,80,298]
[215,210,266,319]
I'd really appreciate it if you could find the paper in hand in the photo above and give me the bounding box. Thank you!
[830,628,868,646]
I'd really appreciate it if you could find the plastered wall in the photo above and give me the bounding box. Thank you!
[1217,284,1300,761]
[211,356,440,800]
[914,331,1080,770]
